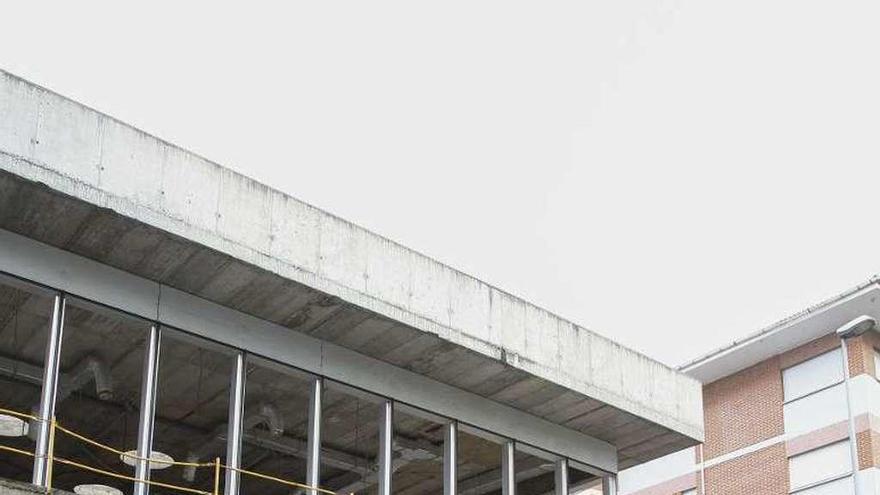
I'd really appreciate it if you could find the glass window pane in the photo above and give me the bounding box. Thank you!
[569,464,603,494]
[618,447,696,494]
[789,440,852,491]
[783,383,848,435]
[320,382,381,494]
[783,349,844,402]
[51,300,150,494]
[239,357,314,495]
[392,404,444,494]
[152,331,235,494]
[0,279,52,483]
[513,446,557,495]
[457,425,502,494]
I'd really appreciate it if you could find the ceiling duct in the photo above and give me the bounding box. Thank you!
[182,402,285,482]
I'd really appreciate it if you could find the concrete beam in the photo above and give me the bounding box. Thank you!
[0,228,617,472]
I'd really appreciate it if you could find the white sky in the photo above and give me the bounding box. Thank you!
[2,1,879,366]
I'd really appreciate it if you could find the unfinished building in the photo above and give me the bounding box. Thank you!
[0,69,702,495]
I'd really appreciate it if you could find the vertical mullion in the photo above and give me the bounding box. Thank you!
[133,324,162,495]
[32,293,65,487]
[602,474,618,495]
[378,399,393,495]
[501,440,515,495]
[554,459,569,495]
[224,351,247,495]
[443,421,458,495]
[306,376,322,495]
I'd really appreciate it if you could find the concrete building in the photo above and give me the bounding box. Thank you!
[0,69,702,495]
[617,280,880,495]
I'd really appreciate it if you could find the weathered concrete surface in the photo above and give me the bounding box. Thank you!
[0,70,703,456]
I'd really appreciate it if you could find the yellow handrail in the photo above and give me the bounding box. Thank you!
[225,464,338,495]
[53,457,213,495]
[0,407,38,421]
[0,403,340,495]
[54,423,214,467]
[0,444,34,458]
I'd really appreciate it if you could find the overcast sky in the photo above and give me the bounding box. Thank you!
[2,1,879,366]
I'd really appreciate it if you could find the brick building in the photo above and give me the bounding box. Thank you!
[618,279,880,495]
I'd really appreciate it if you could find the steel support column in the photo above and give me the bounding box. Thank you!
[444,421,458,495]
[502,440,515,495]
[32,293,65,487]
[602,475,618,495]
[378,399,393,495]
[225,351,247,495]
[554,459,569,495]
[306,376,322,495]
[133,324,162,495]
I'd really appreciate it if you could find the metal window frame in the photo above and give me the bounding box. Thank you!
[133,324,162,495]
[0,230,622,494]
[31,292,65,488]
[6,269,609,495]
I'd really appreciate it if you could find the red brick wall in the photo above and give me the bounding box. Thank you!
[703,444,788,495]
[847,331,880,378]
[702,358,784,459]
[778,334,839,369]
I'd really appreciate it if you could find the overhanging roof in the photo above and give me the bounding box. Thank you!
[0,68,702,468]
[680,278,880,383]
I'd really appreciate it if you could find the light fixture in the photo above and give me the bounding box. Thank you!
[0,414,28,437]
[120,450,175,470]
[73,484,123,495]
[835,315,877,339]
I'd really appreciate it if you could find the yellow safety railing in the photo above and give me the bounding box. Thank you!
[0,405,339,495]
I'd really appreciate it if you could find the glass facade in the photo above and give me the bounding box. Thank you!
[0,278,52,484]
[0,273,613,495]
[52,300,150,494]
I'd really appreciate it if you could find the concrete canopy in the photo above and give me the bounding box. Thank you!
[0,69,702,469]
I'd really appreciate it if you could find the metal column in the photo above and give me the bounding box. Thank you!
[378,399,393,495]
[306,377,322,495]
[554,459,569,495]
[444,421,458,495]
[602,475,618,495]
[225,351,247,495]
[501,441,515,495]
[134,324,162,495]
[32,293,65,487]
